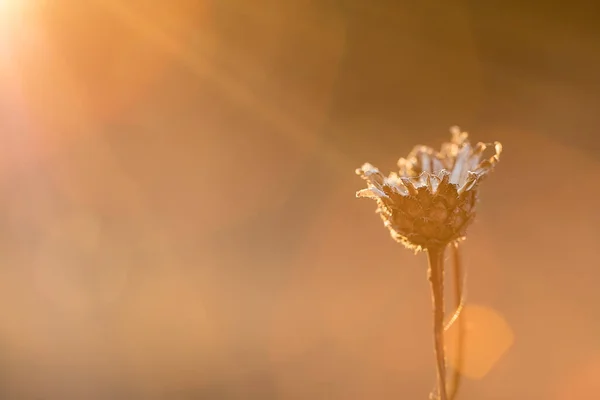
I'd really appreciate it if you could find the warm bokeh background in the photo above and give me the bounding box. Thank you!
[0,1,599,399]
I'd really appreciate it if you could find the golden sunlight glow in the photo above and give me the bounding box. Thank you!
[1,1,595,398]
[0,0,14,11]
[0,0,24,22]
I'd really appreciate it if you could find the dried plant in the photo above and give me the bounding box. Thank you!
[355,127,502,400]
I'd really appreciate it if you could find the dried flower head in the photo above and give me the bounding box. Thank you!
[356,127,502,252]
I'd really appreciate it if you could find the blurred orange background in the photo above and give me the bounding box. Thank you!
[0,0,598,398]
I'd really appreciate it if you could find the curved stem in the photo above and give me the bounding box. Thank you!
[447,242,465,400]
[427,246,448,400]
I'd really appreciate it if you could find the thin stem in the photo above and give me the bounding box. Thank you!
[447,242,465,400]
[427,246,447,400]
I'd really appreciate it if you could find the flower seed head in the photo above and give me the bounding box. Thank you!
[356,127,502,252]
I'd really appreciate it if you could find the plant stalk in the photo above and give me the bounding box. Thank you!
[447,242,465,400]
[427,245,447,400]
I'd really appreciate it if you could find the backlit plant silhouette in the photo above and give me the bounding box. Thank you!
[355,127,502,400]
